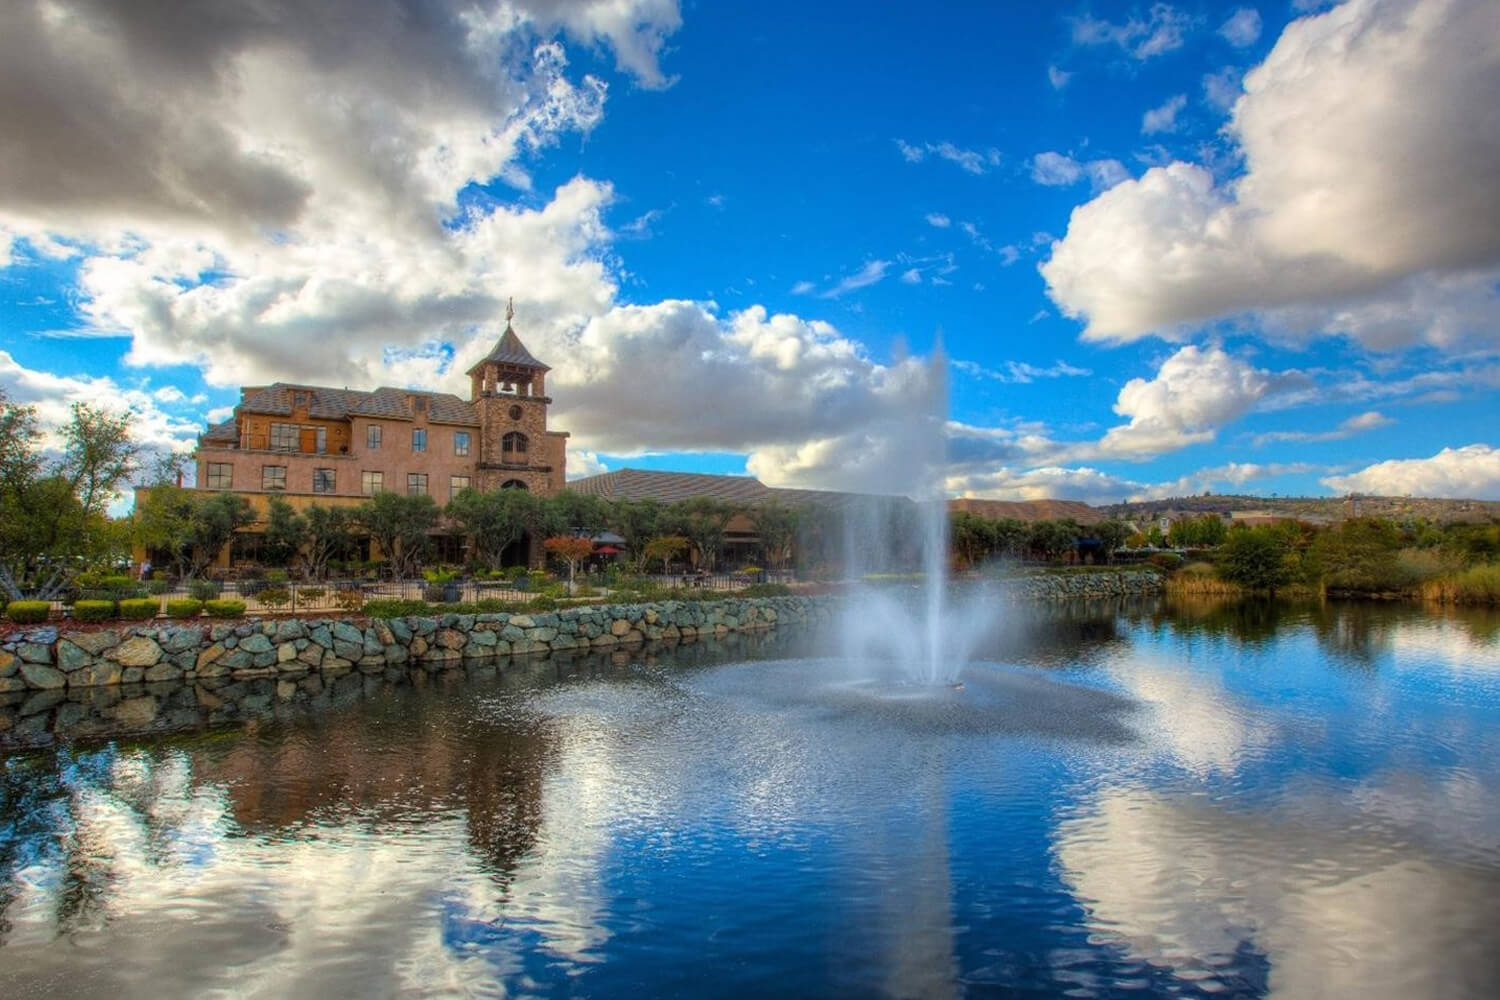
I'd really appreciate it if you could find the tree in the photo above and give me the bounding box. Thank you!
[1219,526,1295,594]
[950,511,997,569]
[749,501,799,572]
[1093,520,1131,564]
[607,498,663,572]
[0,392,141,599]
[1169,514,1227,548]
[446,487,542,570]
[544,535,595,595]
[991,518,1028,559]
[302,504,356,579]
[643,535,689,576]
[544,490,610,537]
[262,496,307,568]
[355,491,439,577]
[669,496,736,571]
[1027,519,1077,563]
[133,486,254,581]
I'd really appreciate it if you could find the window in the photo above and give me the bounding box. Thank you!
[454,430,471,457]
[407,473,428,496]
[500,479,528,491]
[412,428,427,453]
[269,422,297,451]
[367,424,381,450]
[362,470,383,495]
[502,431,527,462]
[449,474,470,499]
[313,468,336,494]
[205,463,233,489]
[262,465,287,491]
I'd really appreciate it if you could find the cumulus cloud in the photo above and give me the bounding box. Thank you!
[1072,4,1192,60]
[1201,66,1243,109]
[1218,7,1263,47]
[1322,444,1500,498]
[1044,0,1500,352]
[1097,345,1300,458]
[925,213,951,228]
[1141,94,1188,134]
[565,445,609,480]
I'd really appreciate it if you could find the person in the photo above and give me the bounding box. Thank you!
[139,559,152,581]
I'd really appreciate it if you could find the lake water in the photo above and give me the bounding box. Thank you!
[3,598,1499,998]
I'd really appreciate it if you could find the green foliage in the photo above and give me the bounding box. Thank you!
[1168,514,1228,548]
[643,534,689,574]
[117,597,159,621]
[739,582,793,597]
[5,600,50,624]
[204,599,247,618]
[1422,564,1500,605]
[165,598,204,619]
[1309,517,1406,594]
[1093,519,1132,563]
[257,587,291,608]
[1147,552,1184,571]
[187,579,221,602]
[1219,526,1296,594]
[445,488,540,570]
[607,498,665,572]
[354,491,440,577]
[301,504,357,579]
[668,496,737,571]
[333,588,364,611]
[422,568,459,584]
[146,578,172,595]
[362,598,431,618]
[134,486,255,581]
[299,587,325,601]
[748,502,799,571]
[1026,519,1079,562]
[73,600,116,622]
[0,390,139,600]
[543,490,610,537]
[262,496,307,568]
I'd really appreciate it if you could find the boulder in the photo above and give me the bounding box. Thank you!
[61,631,119,655]
[19,662,66,689]
[112,636,163,667]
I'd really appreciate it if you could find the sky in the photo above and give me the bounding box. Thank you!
[1,0,1498,505]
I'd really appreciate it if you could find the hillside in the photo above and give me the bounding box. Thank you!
[949,497,1104,524]
[1097,494,1500,524]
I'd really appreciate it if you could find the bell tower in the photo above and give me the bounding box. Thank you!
[468,300,567,495]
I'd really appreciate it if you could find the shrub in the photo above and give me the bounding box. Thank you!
[188,579,221,602]
[204,599,247,618]
[266,568,289,584]
[1422,564,1500,605]
[363,598,430,619]
[334,588,364,612]
[1147,552,1184,572]
[739,582,792,597]
[118,597,159,620]
[73,600,116,622]
[146,579,172,595]
[525,595,559,612]
[258,587,291,609]
[298,587,325,601]
[5,600,51,624]
[165,598,204,619]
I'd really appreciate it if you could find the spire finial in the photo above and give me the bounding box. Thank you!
[506,296,514,326]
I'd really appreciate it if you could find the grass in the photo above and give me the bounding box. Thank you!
[1421,564,1500,605]
[1165,562,1244,597]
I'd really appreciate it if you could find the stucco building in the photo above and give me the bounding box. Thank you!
[184,312,566,566]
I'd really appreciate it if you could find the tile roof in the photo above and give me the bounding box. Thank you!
[567,468,877,509]
[467,325,549,373]
[202,418,239,444]
[235,383,479,426]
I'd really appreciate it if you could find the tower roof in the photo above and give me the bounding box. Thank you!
[468,301,549,374]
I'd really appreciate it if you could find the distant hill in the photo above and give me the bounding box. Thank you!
[949,497,1104,524]
[1097,494,1500,524]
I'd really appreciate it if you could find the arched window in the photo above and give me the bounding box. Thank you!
[500,479,528,491]
[502,431,528,463]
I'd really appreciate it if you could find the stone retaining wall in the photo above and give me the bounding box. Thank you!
[0,596,833,697]
[999,568,1164,601]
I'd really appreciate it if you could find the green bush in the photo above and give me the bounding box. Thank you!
[266,569,289,584]
[204,599,246,618]
[188,579,221,602]
[73,600,116,622]
[146,579,172,595]
[165,598,204,618]
[5,600,50,624]
[258,587,291,608]
[1147,552,1184,571]
[738,583,792,597]
[334,588,364,611]
[117,598,159,621]
[526,595,559,611]
[363,598,430,618]
[298,587,325,601]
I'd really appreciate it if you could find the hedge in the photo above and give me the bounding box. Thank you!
[117,598,159,621]
[4,600,50,625]
[73,600,116,622]
[165,598,204,619]
[204,599,247,618]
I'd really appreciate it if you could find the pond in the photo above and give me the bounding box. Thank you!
[2,598,1498,998]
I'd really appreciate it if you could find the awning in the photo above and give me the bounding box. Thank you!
[594,545,621,555]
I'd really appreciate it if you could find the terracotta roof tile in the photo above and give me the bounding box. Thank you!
[235,383,478,426]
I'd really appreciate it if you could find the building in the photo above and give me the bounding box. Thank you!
[180,308,567,567]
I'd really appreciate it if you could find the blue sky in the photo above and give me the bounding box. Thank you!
[1,0,1497,502]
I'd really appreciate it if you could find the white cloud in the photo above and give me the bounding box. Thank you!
[1031,152,1129,191]
[1201,66,1244,110]
[1141,94,1188,134]
[151,385,186,404]
[953,359,1092,384]
[1251,410,1394,446]
[819,259,891,298]
[925,213,951,228]
[565,445,609,480]
[1219,7,1263,47]
[948,464,1147,504]
[899,268,921,284]
[894,140,1001,175]
[619,208,664,239]
[790,280,816,295]
[1098,345,1289,459]
[1048,65,1073,89]
[1322,444,1500,498]
[1044,0,1500,352]
[1072,4,1192,60]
